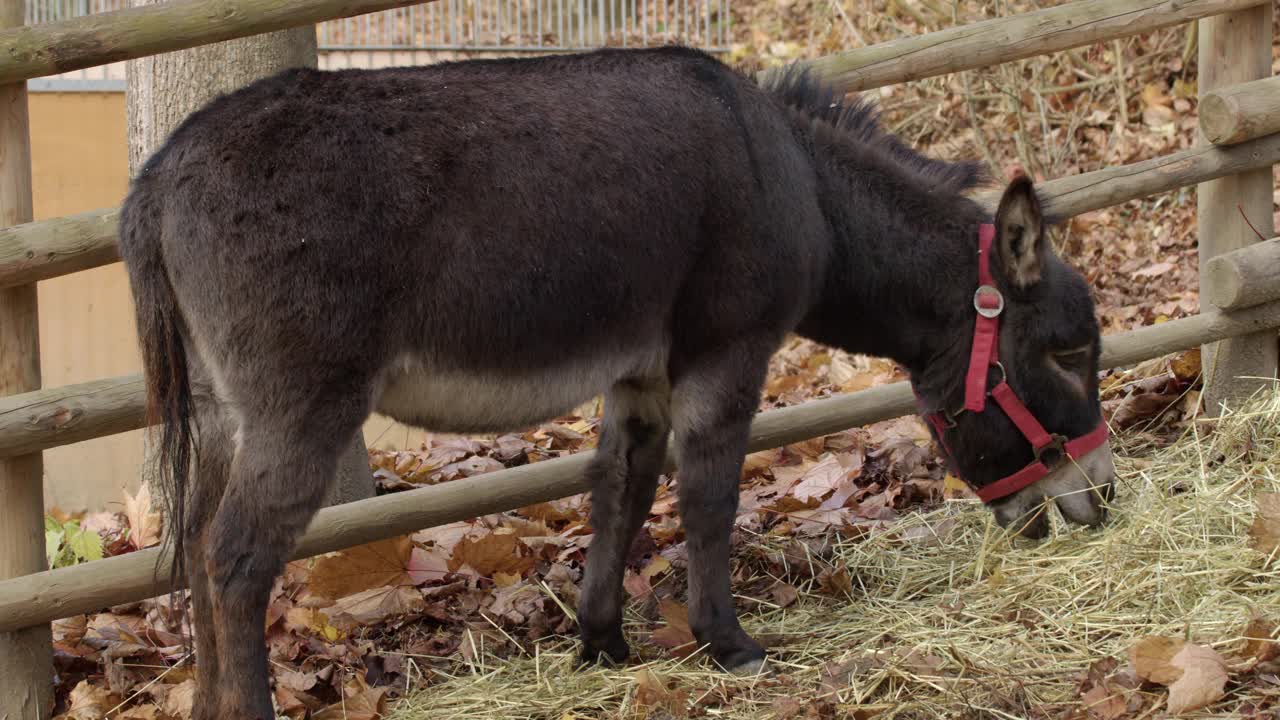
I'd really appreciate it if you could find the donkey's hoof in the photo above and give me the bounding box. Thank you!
[578,634,630,668]
[713,643,767,676]
[727,657,769,676]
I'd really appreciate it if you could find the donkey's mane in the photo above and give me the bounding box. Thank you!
[759,64,989,195]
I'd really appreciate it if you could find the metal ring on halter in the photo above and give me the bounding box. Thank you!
[1034,434,1069,468]
[991,361,1007,387]
[973,284,1004,318]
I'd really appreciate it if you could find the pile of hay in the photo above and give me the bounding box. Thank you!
[389,390,1280,719]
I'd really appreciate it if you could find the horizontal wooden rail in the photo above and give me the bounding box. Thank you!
[7,121,1280,293]
[1199,75,1280,146]
[1022,127,1280,221]
[5,297,1280,629]
[0,208,118,287]
[0,0,435,85]
[0,375,146,458]
[785,0,1264,93]
[1203,237,1280,311]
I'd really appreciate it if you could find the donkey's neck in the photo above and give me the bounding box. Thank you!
[795,147,988,379]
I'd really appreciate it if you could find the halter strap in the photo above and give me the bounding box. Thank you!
[965,224,1000,412]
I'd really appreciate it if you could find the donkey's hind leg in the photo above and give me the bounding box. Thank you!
[183,371,237,720]
[205,390,370,719]
[578,379,671,666]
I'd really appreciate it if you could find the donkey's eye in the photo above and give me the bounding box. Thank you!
[1051,348,1091,373]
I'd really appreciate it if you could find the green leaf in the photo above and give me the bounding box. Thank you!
[65,526,103,564]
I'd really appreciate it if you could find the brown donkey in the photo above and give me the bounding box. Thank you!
[118,46,1116,719]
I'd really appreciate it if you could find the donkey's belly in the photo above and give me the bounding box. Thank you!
[374,353,660,434]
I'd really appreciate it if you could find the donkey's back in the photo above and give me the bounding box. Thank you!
[124,46,824,433]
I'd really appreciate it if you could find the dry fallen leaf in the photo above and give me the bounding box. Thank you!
[309,536,413,601]
[1248,493,1280,556]
[285,607,343,642]
[1130,636,1229,714]
[1081,685,1128,720]
[448,532,536,576]
[650,599,698,657]
[328,585,427,627]
[406,547,452,585]
[161,679,197,720]
[770,582,800,608]
[124,483,162,550]
[631,669,689,719]
[1240,616,1279,663]
[62,680,123,720]
[1169,349,1201,383]
[312,686,388,720]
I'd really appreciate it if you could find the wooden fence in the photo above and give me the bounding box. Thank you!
[0,0,1275,714]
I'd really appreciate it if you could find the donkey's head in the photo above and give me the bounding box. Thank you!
[915,175,1113,538]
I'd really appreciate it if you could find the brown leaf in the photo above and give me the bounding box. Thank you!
[308,536,413,601]
[448,532,536,576]
[312,686,388,720]
[1248,493,1280,556]
[1240,616,1279,663]
[161,679,196,720]
[124,483,162,550]
[63,680,123,720]
[623,571,653,599]
[276,668,320,693]
[1081,686,1127,720]
[328,585,427,627]
[411,521,473,554]
[1169,349,1201,383]
[273,686,314,720]
[631,669,689,719]
[1108,383,1181,429]
[640,555,671,580]
[519,497,587,524]
[116,705,160,720]
[791,455,854,504]
[284,607,343,642]
[1133,261,1176,278]
[818,566,855,599]
[1130,637,1229,714]
[650,599,697,657]
[771,696,804,720]
[1140,82,1172,108]
[406,547,452,585]
[770,582,800,608]
[1131,636,1183,684]
[1166,643,1229,714]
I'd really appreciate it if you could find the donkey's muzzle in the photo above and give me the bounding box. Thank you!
[990,443,1116,538]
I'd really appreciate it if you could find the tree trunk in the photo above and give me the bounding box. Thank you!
[125,12,373,507]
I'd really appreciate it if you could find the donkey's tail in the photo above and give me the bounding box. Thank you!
[118,178,193,592]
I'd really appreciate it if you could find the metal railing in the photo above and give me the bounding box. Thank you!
[27,0,730,53]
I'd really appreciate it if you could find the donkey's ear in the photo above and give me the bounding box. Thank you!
[994,174,1047,290]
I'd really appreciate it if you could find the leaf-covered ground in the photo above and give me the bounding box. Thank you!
[45,1,1280,718]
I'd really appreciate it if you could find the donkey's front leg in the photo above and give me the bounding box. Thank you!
[670,354,770,674]
[578,381,671,666]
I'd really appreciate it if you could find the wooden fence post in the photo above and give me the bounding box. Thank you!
[1197,4,1277,414]
[0,0,50,715]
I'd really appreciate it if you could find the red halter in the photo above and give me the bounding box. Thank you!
[916,224,1110,504]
